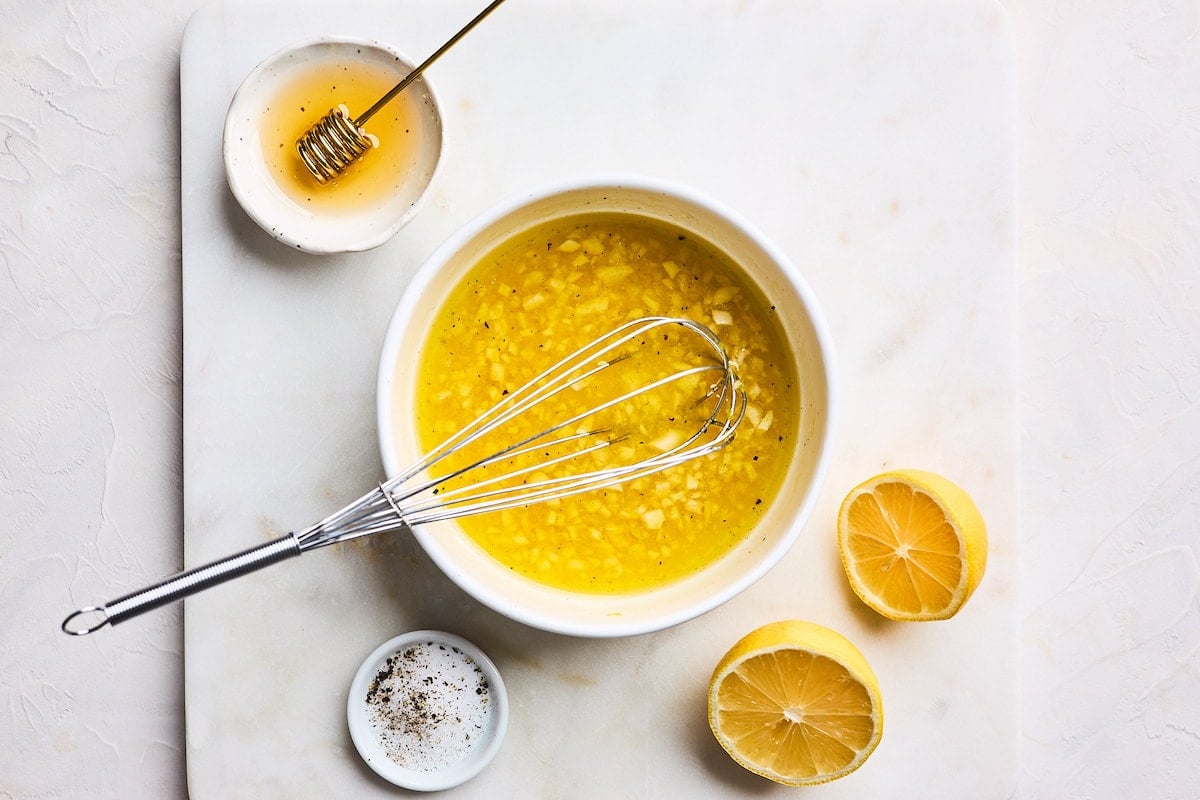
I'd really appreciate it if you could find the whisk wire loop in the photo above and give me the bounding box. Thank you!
[393,429,615,512]
[383,316,745,526]
[409,317,690,477]
[292,316,740,547]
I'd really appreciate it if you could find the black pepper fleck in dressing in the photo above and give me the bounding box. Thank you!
[365,641,493,772]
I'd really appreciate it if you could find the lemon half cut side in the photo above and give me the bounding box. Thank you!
[838,469,988,621]
[707,620,883,786]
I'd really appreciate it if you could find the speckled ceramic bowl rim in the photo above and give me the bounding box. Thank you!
[347,630,508,791]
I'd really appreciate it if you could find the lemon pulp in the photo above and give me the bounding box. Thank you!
[708,620,884,785]
[838,469,988,620]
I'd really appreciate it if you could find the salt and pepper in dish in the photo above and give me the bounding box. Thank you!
[347,631,508,790]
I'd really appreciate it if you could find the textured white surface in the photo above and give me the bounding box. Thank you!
[1014,1,1200,795]
[0,2,1194,800]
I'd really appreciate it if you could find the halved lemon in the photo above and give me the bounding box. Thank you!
[838,469,988,621]
[707,620,883,785]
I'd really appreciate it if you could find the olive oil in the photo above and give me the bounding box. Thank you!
[412,214,799,594]
[259,57,421,214]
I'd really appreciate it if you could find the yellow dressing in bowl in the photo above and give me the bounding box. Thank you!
[414,213,798,594]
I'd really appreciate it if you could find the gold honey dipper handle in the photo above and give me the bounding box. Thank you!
[297,0,507,183]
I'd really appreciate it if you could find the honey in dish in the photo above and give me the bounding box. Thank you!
[411,214,799,595]
[258,54,421,213]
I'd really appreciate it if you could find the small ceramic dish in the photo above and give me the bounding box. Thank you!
[223,37,443,254]
[347,630,508,791]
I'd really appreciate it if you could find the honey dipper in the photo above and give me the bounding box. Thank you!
[297,0,507,183]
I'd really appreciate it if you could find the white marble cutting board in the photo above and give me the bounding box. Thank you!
[180,0,1016,796]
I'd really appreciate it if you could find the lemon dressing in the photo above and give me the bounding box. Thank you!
[412,214,800,594]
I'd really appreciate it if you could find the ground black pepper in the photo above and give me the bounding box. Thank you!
[365,641,492,772]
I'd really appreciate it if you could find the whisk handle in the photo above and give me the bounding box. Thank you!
[60,534,301,636]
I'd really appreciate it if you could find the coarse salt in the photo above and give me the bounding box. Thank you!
[364,640,494,772]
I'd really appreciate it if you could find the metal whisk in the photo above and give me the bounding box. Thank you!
[297,0,506,183]
[61,317,746,636]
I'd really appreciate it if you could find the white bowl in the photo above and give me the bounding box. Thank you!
[347,630,508,791]
[223,37,443,254]
[376,175,836,636]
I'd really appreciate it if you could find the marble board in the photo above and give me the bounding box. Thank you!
[180,0,1017,796]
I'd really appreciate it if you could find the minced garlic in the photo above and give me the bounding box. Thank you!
[411,213,798,594]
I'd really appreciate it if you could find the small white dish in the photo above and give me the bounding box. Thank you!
[347,630,508,791]
[223,37,443,254]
